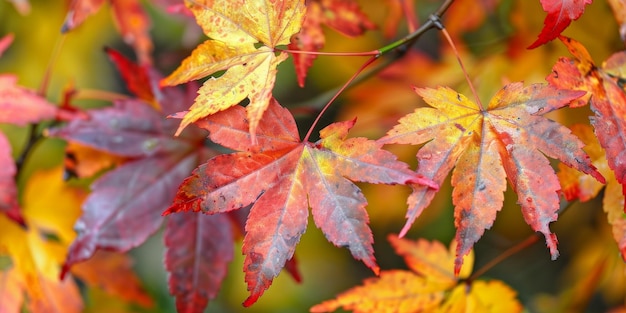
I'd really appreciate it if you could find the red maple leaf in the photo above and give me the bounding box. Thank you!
[46,50,213,277]
[528,0,592,49]
[164,211,234,313]
[289,0,376,87]
[165,99,437,306]
[0,133,24,226]
[547,36,626,210]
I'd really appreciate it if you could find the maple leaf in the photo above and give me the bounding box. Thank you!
[45,49,214,275]
[557,124,626,259]
[61,0,153,64]
[528,0,592,49]
[288,0,375,87]
[71,251,153,307]
[0,268,23,313]
[164,211,233,313]
[104,47,156,106]
[47,97,211,275]
[160,0,305,140]
[547,36,626,211]
[379,82,604,273]
[0,133,24,226]
[0,167,85,311]
[165,99,436,306]
[310,235,523,313]
[0,75,58,125]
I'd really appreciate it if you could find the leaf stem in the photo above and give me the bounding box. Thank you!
[15,35,67,179]
[277,48,380,57]
[439,26,484,110]
[293,0,457,122]
[38,34,66,96]
[467,200,577,282]
[378,0,456,56]
[467,234,540,282]
[74,89,131,102]
[303,55,379,142]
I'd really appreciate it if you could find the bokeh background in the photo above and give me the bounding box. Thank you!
[1,0,625,312]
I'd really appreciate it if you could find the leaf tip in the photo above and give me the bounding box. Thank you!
[408,177,438,190]
[372,265,380,276]
[242,294,259,307]
[59,262,71,280]
[545,232,560,260]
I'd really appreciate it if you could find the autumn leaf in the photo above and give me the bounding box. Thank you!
[0,133,24,227]
[27,276,83,313]
[438,280,523,313]
[557,124,626,259]
[45,50,214,276]
[380,82,604,273]
[0,33,13,57]
[288,0,375,86]
[104,47,155,106]
[62,0,153,64]
[71,251,153,307]
[547,36,626,211]
[165,99,436,306]
[164,212,233,313]
[48,97,212,275]
[161,0,305,140]
[0,167,85,312]
[62,142,126,180]
[0,75,58,125]
[0,269,23,313]
[310,235,522,313]
[528,0,591,49]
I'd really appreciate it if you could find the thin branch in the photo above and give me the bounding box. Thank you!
[38,34,66,96]
[15,35,67,178]
[440,25,484,110]
[467,200,578,282]
[74,89,131,102]
[467,234,540,282]
[292,0,457,112]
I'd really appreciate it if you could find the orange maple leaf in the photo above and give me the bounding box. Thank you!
[0,167,85,311]
[310,235,522,313]
[0,167,152,311]
[558,124,626,260]
[547,35,626,212]
[161,0,306,140]
[379,82,604,273]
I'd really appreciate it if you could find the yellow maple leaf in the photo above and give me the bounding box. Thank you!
[310,236,522,313]
[439,280,522,313]
[0,167,84,308]
[161,0,306,140]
